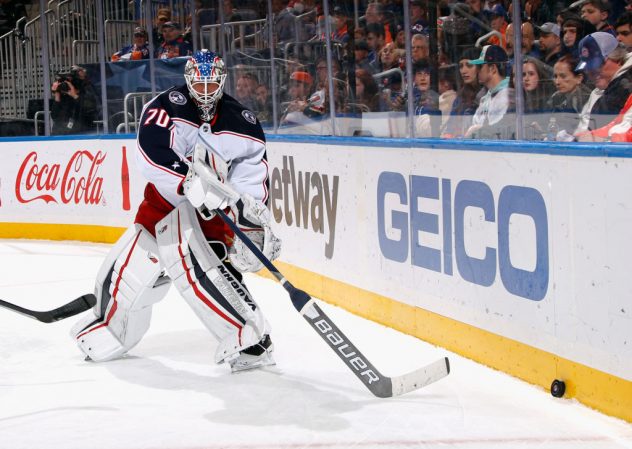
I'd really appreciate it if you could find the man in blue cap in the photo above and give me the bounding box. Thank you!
[575,32,632,132]
[464,45,515,139]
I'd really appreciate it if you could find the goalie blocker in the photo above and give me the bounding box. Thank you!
[71,202,273,370]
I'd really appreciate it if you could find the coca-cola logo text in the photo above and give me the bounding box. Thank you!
[16,150,105,205]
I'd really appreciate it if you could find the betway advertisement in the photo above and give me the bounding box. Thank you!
[0,138,144,227]
[265,140,632,383]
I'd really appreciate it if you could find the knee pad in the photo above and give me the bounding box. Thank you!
[156,202,270,364]
[71,225,170,362]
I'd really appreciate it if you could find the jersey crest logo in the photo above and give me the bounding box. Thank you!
[242,110,257,124]
[169,91,187,105]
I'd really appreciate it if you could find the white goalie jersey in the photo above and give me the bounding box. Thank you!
[136,86,269,209]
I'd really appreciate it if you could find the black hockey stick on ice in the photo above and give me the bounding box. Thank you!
[0,294,96,323]
[216,208,450,398]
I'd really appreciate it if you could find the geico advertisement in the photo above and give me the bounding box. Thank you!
[0,139,143,226]
[266,141,632,381]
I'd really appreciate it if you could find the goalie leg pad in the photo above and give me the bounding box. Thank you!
[71,225,170,362]
[156,202,270,364]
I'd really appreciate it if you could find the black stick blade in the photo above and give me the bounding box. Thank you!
[0,294,96,323]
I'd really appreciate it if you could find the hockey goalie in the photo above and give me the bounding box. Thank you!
[70,50,281,372]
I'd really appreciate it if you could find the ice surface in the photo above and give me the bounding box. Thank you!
[0,240,631,449]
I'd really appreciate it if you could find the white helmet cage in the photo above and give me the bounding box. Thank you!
[184,50,227,121]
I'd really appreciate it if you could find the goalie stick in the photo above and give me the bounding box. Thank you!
[215,208,450,398]
[0,294,96,323]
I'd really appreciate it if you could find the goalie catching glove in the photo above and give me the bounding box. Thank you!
[229,194,281,273]
[181,141,281,273]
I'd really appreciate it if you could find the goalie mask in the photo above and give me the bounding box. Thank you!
[184,50,227,121]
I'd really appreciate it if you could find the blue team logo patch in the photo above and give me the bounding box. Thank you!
[169,91,187,105]
[242,110,257,124]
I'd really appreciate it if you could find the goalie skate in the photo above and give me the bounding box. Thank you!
[228,334,275,372]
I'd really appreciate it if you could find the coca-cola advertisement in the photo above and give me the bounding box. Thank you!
[1,139,143,228]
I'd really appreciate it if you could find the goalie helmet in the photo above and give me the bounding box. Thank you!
[184,50,227,121]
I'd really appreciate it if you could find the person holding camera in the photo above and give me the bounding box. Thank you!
[51,65,99,135]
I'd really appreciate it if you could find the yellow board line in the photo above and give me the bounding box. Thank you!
[0,222,125,243]
[2,222,631,423]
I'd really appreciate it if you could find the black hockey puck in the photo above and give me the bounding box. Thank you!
[551,379,566,398]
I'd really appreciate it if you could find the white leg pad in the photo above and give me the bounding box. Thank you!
[71,225,170,362]
[156,202,270,364]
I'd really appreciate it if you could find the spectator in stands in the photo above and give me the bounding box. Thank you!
[537,22,564,67]
[354,40,375,74]
[524,0,556,24]
[380,71,406,112]
[465,45,516,139]
[464,0,489,40]
[221,0,243,22]
[351,68,381,112]
[235,73,258,112]
[394,24,406,49]
[271,0,298,46]
[410,0,429,35]
[363,2,382,28]
[522,56,556,138]
[581,0,616,35]
[254,83,273,126]
[50,65,99,135]
[355,25,367,42]
[547,55,591,138]
[331,6,350,43]
[576,33,632,132]
[378,42,404,73]
[577,93,632,141]
[506,22,540,60]
[561,14,597,58]
[301,75,347,120]
[366,23,386,66]
[442,47,484,138]
[313,57,342,90]
[411,34,430,64]
[438,66,458,128]
[486,4,509,49]
[615,11,632,50]
[156,21,193,59]
[412,60,441,136]
[153,7,171,46]
[111,27,150,62]
[279,70,313,125]
[363,1,396,44]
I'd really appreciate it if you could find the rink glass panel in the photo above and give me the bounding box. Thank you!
[0,0,627,141]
